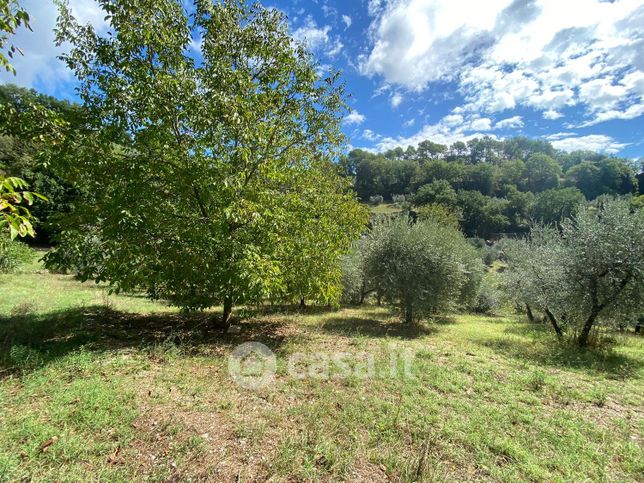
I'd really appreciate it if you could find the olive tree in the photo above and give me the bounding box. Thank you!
[504,199,644,345]
[364,217,483,323]
[46,0,366,326]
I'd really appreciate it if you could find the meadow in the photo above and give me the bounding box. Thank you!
[0,255,642,482]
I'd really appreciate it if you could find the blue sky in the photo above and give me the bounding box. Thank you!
[3,0,643,159]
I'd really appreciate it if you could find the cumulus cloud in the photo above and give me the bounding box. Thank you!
[366,109,506,151]
[549,134,629,153]
[342,15,352,28]
[0,0,107,93]
[362,129,381,141]
[494,115,524,129]
[543,109,563,120]
[292,16,343,57]
[343,109,366,125]
[360,0,644,126]
[403,118,415,127]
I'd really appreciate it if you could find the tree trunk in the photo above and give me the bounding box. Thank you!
[404,302,413,324]
[300,297,306,308]
[544,307,564,338]
[526,304,535,323]
[578,309,600,347]
[222,297,233,330]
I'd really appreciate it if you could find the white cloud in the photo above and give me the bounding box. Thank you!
[543,109,563,120]
[292,16,343,58]
[342,15,352,28]
[390,92,403,108]
[366,109,505,151]
[343,109,366,125]
[403,118,415,127]
[0,0,107,93]
[577,103,644,127]
[549,134,629,153]
[494,115,523,129]
[362,129,381,141]
[360,0,644,126]
[470,117,493,131]
[292,17,332,50]
[545,132,577,140]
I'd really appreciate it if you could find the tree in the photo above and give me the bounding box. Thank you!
[47,0,365,326]
[504,199,644,345]
[0,84,82,243]
[566,158,638,199]
[525,154,561,192]
[530,187,584,225]
[0,0,30,74]
[561,199,644,346]
[364,217,483,323]
[412,179,457,208]
[457,190,509,238]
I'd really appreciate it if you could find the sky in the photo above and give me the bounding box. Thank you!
[2,0,643,159]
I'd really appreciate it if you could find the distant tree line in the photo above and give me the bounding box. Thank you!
[341,137,642,237]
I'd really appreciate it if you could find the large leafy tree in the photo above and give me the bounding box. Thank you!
[47,0,365,324]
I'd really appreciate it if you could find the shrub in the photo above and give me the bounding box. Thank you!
[369,195,384,205]
[0,235,34,273]
[472,275,502,314]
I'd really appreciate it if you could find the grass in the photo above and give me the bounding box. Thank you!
[0,258,643,481]
[369,202,403,216]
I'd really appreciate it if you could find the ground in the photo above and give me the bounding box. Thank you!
[0,256,642,481]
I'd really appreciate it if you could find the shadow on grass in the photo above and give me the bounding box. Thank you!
[320,315,440,339]
[0,305,294,377]
[478,321,641,379]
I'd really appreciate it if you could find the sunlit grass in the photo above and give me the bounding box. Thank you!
[0,260,642,481]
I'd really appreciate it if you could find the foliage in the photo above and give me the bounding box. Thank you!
[349,136,638,237]
[414,203,461,229]
[364,217,483,322]
[504,199,644,345]
[46,0,365,320]
[368,194,383,205]
[0,0,30,74]
[530,187,585,224]
[565,158,638,199]
[0,175,45,239]
[0,84,82,243]
[457,190,509,238]
[412,179,457,208]
[471,273,503,314]
[0,232,32,272]
[525,153,561,192]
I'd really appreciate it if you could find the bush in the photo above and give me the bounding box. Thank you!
[472,275,502,314]
[391,194,406,204]
[369,195,384,205]
[0,235,34,273]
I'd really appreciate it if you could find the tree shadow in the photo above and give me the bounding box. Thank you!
[0,305,293,377]
[476,322,641,379]
[319,315,439,339]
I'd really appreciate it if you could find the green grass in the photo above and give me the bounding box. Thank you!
[1,260,643,481]
[369,202,403,216]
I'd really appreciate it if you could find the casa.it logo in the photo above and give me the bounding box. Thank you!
[228,342,277,389]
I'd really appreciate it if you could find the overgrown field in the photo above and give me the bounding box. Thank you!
[1,257,643,481]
